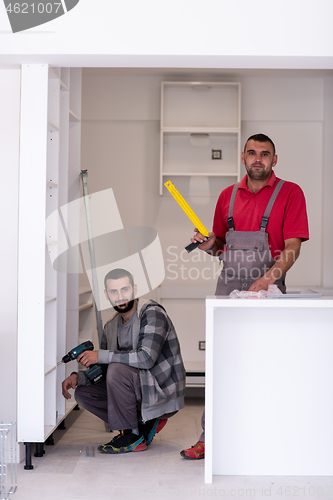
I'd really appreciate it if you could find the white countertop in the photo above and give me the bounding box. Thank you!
[206,296,333,307]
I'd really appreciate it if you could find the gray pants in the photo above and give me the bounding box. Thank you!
[75,363,142,431]
[75,363,176,431]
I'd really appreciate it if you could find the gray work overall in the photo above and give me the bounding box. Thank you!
[215,179,287,296]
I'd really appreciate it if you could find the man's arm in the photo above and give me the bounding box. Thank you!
[249,237,302,292]
[61,373,78,399]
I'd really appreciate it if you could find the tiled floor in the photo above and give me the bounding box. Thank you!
[14,397,333,500]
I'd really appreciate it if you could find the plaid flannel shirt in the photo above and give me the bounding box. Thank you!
[97,299,186,422]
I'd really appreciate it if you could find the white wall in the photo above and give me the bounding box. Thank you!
[81,70,332,292]
[0,0,333,70]
[0,69,20,423]
[240,75,324,287]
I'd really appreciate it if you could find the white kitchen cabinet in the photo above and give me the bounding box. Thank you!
[17,65,82,467]
[205,296,333,482]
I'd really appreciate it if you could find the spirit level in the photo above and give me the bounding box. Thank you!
[164,180,211,252]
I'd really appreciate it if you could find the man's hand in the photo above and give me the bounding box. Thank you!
[62,373,78,400]
[190,229,216,252]
[249,238,302,292]
[77,350,98,367]
[248,275,273,292]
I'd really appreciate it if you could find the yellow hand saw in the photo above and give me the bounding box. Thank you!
[164,180,211,253]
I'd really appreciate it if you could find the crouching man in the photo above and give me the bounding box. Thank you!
[62,268,186,454]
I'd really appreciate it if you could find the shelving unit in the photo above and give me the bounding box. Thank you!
[160,81,241,195]
[78,287,97,347]
[17,65,82,463]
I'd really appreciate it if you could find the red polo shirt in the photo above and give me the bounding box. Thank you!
[212,171,309,260]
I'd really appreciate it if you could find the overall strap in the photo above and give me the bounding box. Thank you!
[227,182,240,230]
[260,179,285,230]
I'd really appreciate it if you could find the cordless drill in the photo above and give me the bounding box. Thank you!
[58,341,105,384]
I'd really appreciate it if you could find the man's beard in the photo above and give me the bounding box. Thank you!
[108,288,136,314]
[246,161,273,181]
[112,299,135,314]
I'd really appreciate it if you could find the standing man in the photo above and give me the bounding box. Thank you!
[180,133,309,459]
[62,268,186,454]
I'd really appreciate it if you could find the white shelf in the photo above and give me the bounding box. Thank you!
[47,181,58,188]
[60,81,69,92]
[56,400,78,427]
[78,288,96,348]
[185,362,205,387]
[45,296,57,303]
[79,301,93,312]
[163,172,238,177]
[162,81,240,128]
[47,121,59,132]
[44,365,56,376]
[69,110,80,122]
[162,127,240,134]
[44,425,56,442]
[185,361,205,372]
[60,67,69,89]
[49,67,60,79]
[160,81,241,195]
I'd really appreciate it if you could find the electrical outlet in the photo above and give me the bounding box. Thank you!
[199,341,206,351]
[212,149,222,160]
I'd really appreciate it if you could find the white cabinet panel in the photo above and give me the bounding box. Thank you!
[17,65,82,447]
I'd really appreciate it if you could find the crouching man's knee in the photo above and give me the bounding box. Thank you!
[107,363,140,385]
[106,363,142,403]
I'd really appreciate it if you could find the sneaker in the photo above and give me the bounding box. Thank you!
[98,430,147,454]
[180,441,205,460]
[139,418,168,446]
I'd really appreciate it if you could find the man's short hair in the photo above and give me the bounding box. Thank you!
[244,133,276,156]
[104,268,134,290]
